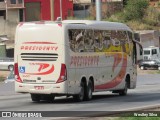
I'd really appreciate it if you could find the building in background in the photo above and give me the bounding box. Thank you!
[24,0,73,21]
[0,0,24,41]
[0,0,24,56]
[0,0,73,41]
[0,0,73,57]
[73,0,92,18]
[73,0,123,19]
[149,0,160,7]
[136,30,160,48]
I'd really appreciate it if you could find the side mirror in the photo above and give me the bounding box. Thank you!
[134,33,140,42]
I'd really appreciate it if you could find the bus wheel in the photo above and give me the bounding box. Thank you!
[73,82,85,102]
[85,81,93,101]
[119,81,128,96]
[43,95,55,102]
[31,94,41,102]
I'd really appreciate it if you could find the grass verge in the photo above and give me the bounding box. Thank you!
[116,117,160,120]
[156,71,160,74]
[107,111,160,120]
[0,76,5,83]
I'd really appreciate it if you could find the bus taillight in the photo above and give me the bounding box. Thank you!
[56,64,67,83]
[14,63,22,83]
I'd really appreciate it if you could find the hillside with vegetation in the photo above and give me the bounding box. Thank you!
[69,0,160,30]
[107,0,160,30]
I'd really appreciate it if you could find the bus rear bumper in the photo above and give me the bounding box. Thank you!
[15,81,68,95]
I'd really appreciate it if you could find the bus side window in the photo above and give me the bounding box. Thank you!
[127,31,133,41]
[68,29,75,52]
[69,30,72,40]
[152,49,157,55]
[75,29,84,53]
[140,48,143,55]
[94,30,103,50]
[133,42,137,64]
[68,29,85,53]
[84,29,94,52]
[102,30,111,50]
[103,36,111,49]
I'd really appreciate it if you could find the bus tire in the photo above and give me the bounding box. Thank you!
[73,82,85,102]
[31,94,41,102]
[119,80,128,96]
[84,80,93,101]
[43,95,55,102]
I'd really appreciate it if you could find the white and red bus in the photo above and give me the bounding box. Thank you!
[14,20,141,102]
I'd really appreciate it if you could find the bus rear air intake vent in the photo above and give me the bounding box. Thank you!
[21,53,58,61]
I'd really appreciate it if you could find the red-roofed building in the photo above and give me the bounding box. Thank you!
[24,0,73,21]
[149,0,160,8]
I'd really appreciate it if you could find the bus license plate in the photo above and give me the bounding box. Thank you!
[34,86,44,90]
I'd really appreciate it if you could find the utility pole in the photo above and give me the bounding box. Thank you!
[96,0,101,21]
[50,0,54,20]
[60,0,62,20]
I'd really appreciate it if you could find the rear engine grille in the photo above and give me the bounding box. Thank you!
[21,53,58,61]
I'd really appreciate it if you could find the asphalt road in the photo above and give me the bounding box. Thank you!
[0,74,160,118]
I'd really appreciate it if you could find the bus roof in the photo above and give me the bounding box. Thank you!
[18,20,132,32]
[62,20,132,32]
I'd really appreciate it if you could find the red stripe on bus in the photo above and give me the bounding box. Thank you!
[25,65,54,75]
[23,42,56,44]
[95,54,127,90]
[112,53,122,72]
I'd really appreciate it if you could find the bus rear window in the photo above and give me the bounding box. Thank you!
[144,50,150,55]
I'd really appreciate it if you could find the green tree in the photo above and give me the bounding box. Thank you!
[123,0,128,6]
[143,6,160,26]
[124,0,149,21]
